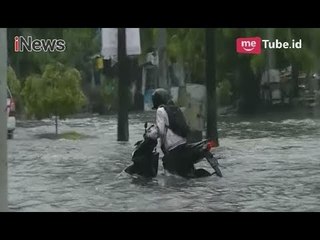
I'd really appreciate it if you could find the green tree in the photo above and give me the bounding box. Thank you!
[217,79,232,106]
[7,28,99,116]
[250,28,320,98]
[8,28,100,78]
[7,66,21,98]
[167,28,206,84]
[22,62,86,135]
[7,66,22,113]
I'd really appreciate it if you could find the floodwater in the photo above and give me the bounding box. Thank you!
[7,110,320,211]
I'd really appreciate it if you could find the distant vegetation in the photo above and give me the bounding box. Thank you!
[7,28,320,118]
[22,62,86,134]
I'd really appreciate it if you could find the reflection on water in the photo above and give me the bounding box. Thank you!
[8,111,320,212]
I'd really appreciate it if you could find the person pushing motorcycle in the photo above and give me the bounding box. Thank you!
[145,88,211,178]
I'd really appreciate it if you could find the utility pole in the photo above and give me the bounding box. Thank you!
[266,28,275,70]
[0,28,8,211]
[117,28,129,141]
[157,28,167,89]
[266,28,275,104]
[205,28,219,145]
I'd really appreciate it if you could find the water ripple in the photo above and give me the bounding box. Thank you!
[8,113,320,211]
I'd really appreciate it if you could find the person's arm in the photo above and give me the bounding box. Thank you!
[156,108,167,137]
[144,108,167,148]
[156,107,168,151]
[144,108,166,140]
[145,124,158,140]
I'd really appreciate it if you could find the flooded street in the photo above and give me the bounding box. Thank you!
[7,111,320,211]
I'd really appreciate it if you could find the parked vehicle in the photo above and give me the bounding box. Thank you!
[6,87,16,139]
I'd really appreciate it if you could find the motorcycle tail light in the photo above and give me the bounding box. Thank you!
[207,140,217,150]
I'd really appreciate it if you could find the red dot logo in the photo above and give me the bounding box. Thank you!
[236,37,261,54]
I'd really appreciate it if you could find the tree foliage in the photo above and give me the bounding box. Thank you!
[8,28,100,81]
[9,28,320,117]
[22,62,86,124]
[7,66,22,113]
[7,66,21,98]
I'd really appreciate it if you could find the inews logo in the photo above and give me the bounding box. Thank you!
[236,37,302,54]
[14,36,66,52]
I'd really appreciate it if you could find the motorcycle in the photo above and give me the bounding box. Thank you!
[124,122,159,178]
[124,122,222,179]
[187,138,223,178]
